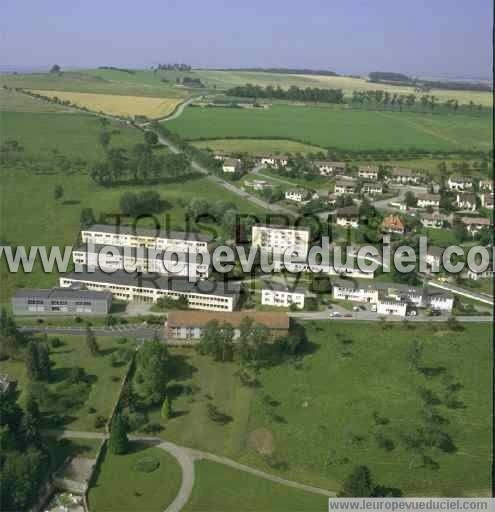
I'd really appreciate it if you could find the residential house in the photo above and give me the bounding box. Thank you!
[327,192,338,207]
[258,155,289,168]
[358,165,379,180]
[165,311,290,341]
[335,206,360,228]
[361,182,383,195]
[315,160,345,176]
[417,193,440,209]
[420,212,447,229]
[381,215,406,234]
[376,298,409,317]
[480,193,494,210]
[334,179,356,195]
[448,175,473,192]
[245,179,269,191]
[285,188,311,203]
[479,179,493,192]
[424,246,444,271]
[455,193,478,211]
[391,168,420,185]
[460,216,492,236]
[222,158,242,173]
[464,268,494,281]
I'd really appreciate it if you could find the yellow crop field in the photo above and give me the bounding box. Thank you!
[29,90,183,118]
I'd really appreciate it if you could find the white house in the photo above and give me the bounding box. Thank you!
[222,158,242,173]
[361,182,383,195]
[335,207,359,228]
[479,179,493,192]
[258,155,289,168]
[358,166,379,180]
[424,246,444,271]
[421,212,446,229]
[417,193,440,209]
[464,268,494,281]
[480,193,494,210]
[391,168,420,185]
[448,175,473,192]
[334,179,356,195]
[332,281,380,303]
[285,188,311,203]
[245,179,269,191]
[261,285,305,309]
[315,161,345,176]
[376,298,409,317]
[455,193,477,211]
[460,216,492,236]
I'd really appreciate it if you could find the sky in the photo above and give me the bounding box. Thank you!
[2,0,493,78]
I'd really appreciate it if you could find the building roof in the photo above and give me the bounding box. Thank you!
[392,167,416,177]
[382,215,405,230]
[223,158,242,167]
[417,193,440,201]
[83,224,213,242]
[449,175,473,183]
[332,279,452,299]
[460,217,492,226]
[427,246,444,258]
[358,165,379,172]
[61,269,240,298]
[336,206,359,216]
[260,280,307,294]
[166,310,289,330]
[314,160,345,167]
[13,287,112,301]
[253,223,310,232]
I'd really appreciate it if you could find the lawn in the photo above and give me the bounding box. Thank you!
[183,460,328,511]
[0,88,70,113]
[30,90,183,119]
[0,335,133,431]
[192,138,323,155]
[0,111,142,159]
[88,442,182,512]
[167,104,492,152]
[137,321,491,496]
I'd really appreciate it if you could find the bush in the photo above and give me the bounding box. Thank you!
[94,415,106,429]
[125,412,148,432]
[133,456,160,473]
[50,337,63,348]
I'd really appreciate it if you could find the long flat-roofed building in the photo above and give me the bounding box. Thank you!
[59,269,239,312]
[81,224,212,252]
[165,310,290,341]
[73,244,209,279]
[252,224,310,257]
[12,287,112,315]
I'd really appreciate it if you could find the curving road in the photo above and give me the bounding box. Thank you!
[43,429,335,511]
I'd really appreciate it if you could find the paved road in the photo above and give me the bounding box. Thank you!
[43,429,335,512]
[372,184,428,212]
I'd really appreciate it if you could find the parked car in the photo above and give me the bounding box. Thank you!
[371,304,377,312]
[330,311,343,318]
[352,306,360,312]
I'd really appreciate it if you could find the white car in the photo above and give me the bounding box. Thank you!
[330,311,343,318]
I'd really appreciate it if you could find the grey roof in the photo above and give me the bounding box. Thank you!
[253,223,310,232]
[260,280,307,294]
[13,287,112,301]
[83,224,213,242]
[61,269,240,298]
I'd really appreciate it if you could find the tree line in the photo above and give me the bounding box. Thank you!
[226,84,344,103]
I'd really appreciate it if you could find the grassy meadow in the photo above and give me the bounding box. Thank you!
[138,321,491,496]
[88,442,182,512]
[167,104,492,152]
[0,335,132,431]
[184,460,329,511]
[192,138,323,155]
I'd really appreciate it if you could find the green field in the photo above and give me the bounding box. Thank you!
[0,70,191,99]
[0,88,71,113]
[167,104,492,152]
[137,321,491,496]
[1,110,142,159]
[184,460,328,511]
[88,442,182,512]
[192,138,323,155]
[0,335,132,430]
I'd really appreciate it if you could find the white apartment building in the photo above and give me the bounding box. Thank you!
[448,175,473,192]
[81,224,211,252]
[59,270,239,311]
[72,244,210,279]
[417,193,440,209]
[332,282,380,303]
[222,158,242,173]
[261,285,305,309]
[358,166,379,180]
[258,155,289,168]
[285,189,311,203]
[252,224,310,257]
[480,193,494,209]
[390,168,420,185]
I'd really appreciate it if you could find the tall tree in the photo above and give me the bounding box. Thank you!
[108,414,129,454]
[54,184,64,202]
[86,326,100,356]
[339,465,375,497]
